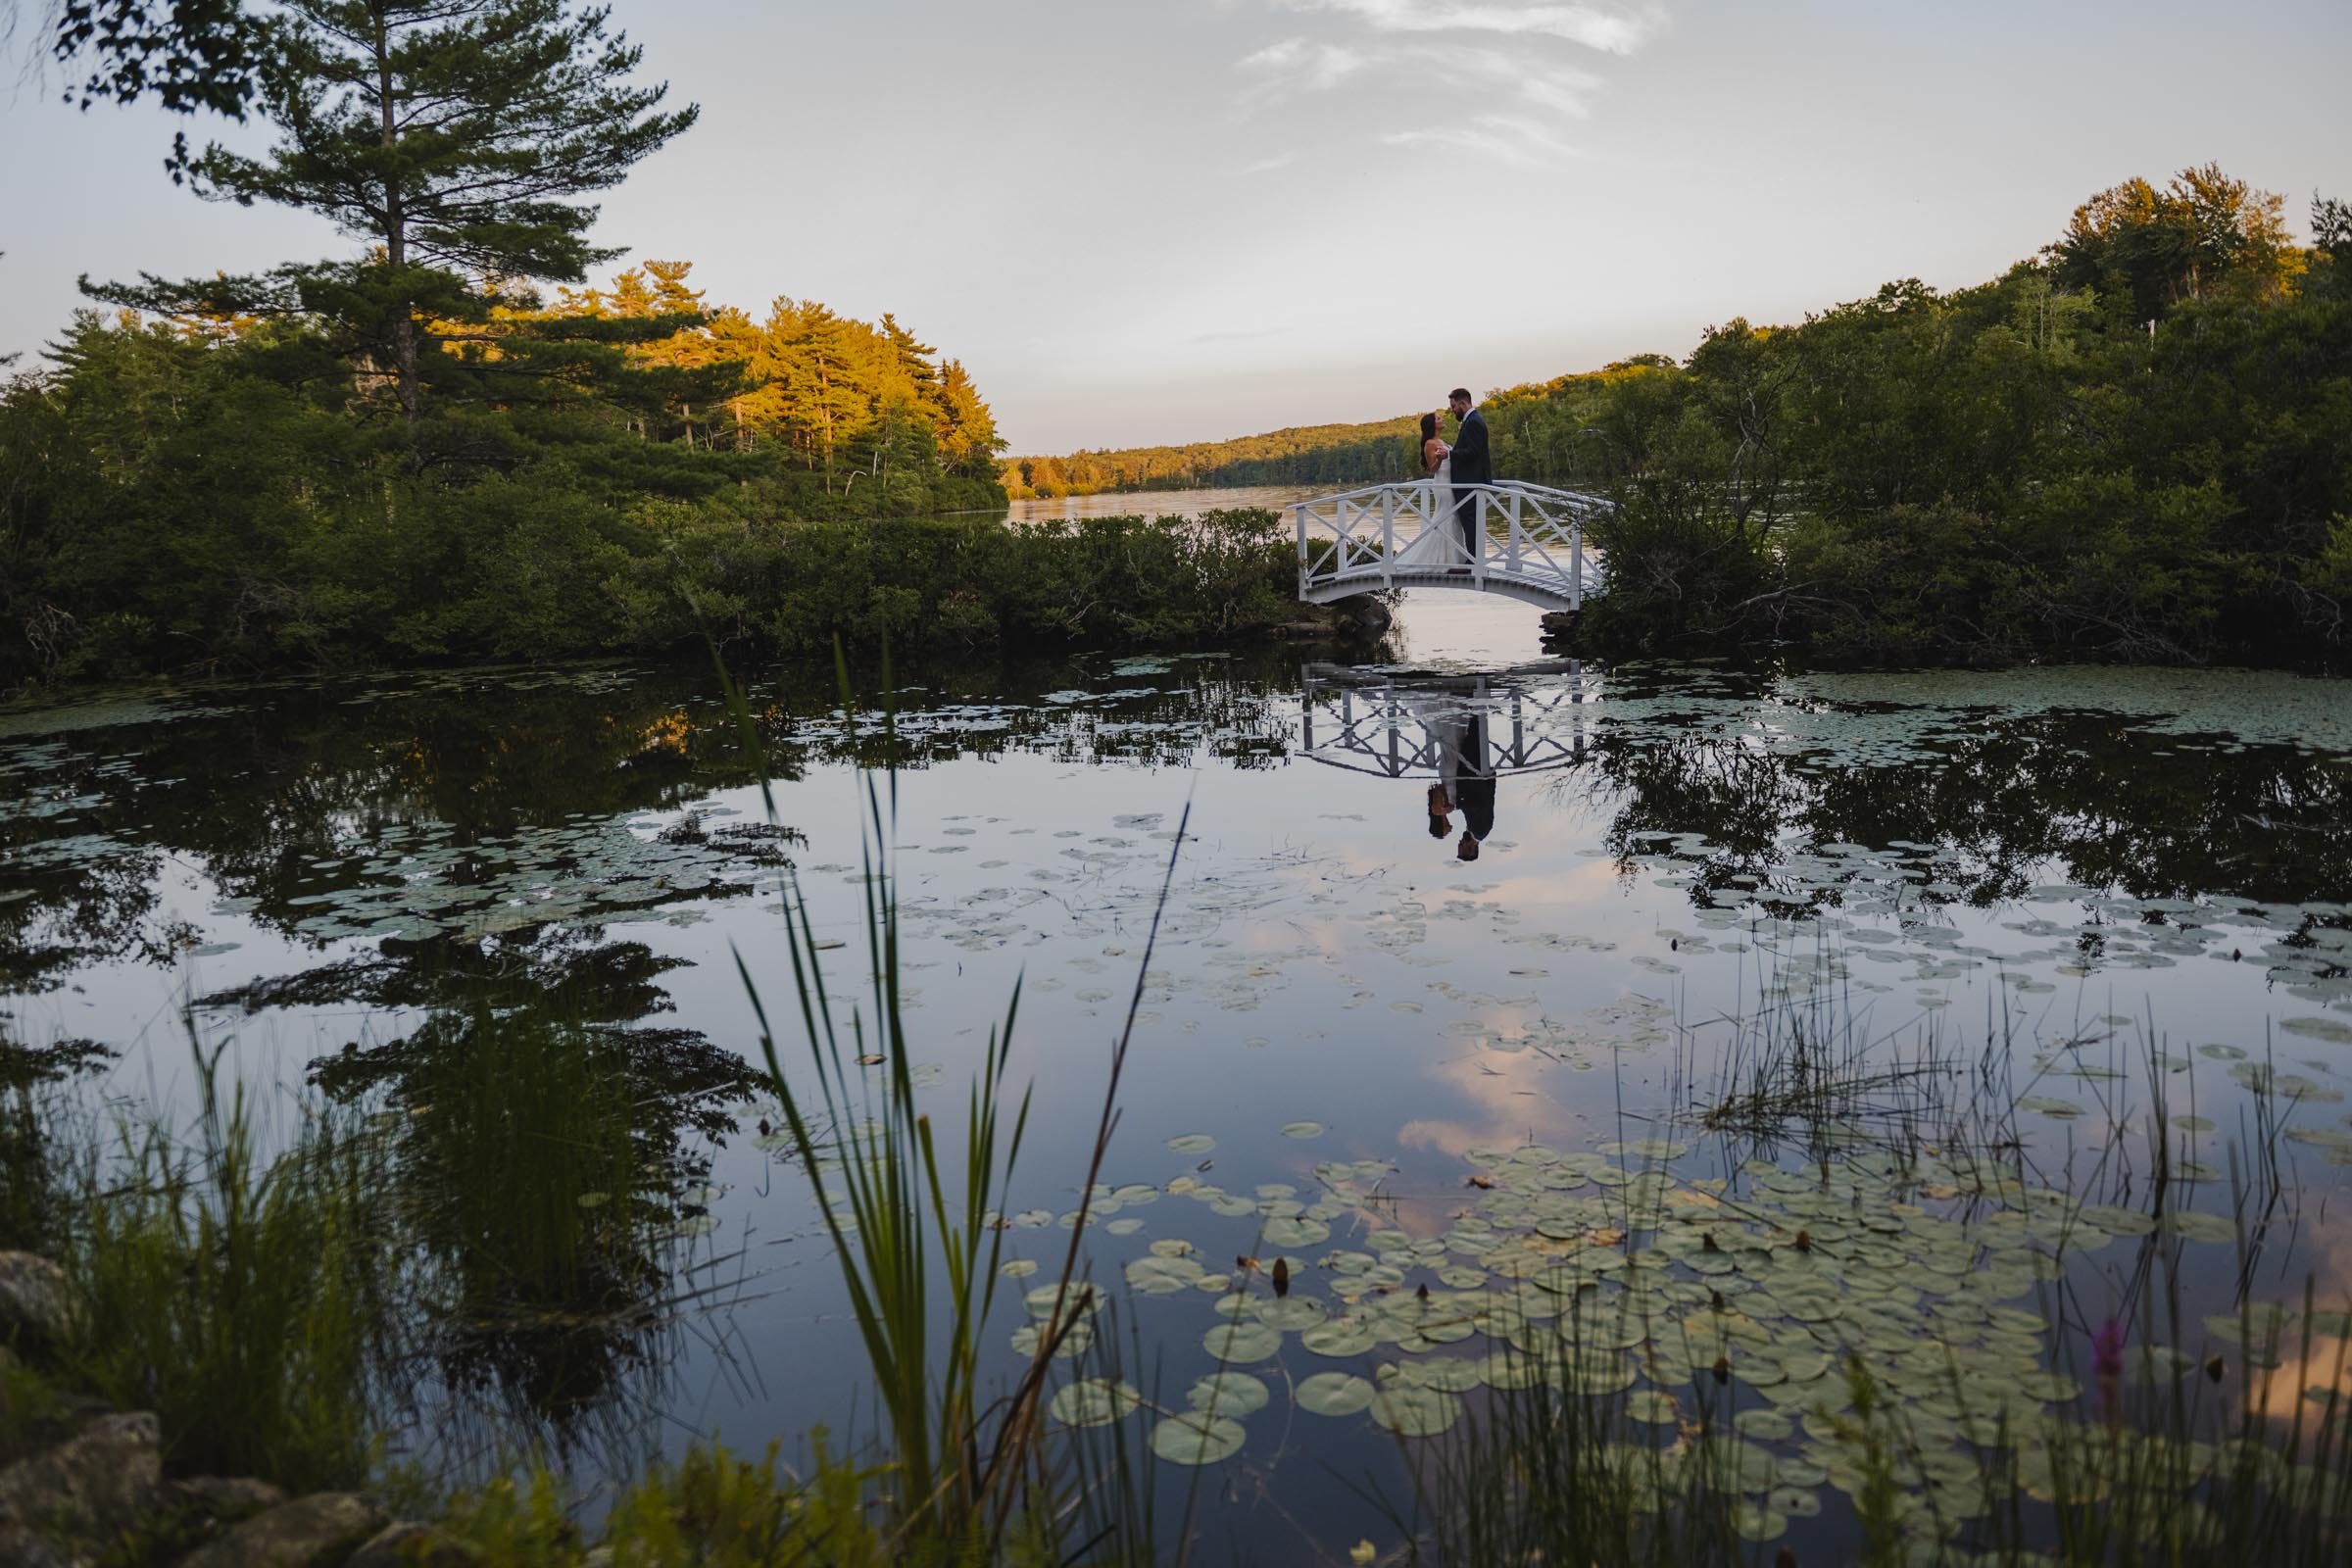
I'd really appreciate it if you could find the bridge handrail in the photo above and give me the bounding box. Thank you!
[1291,480,1607,611]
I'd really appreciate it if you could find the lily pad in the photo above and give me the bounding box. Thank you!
[1368,1383,1460,1438]
[1302,1317,1378,1357]
[1049,1378,1143,1427]
[1297,1372,1377,1416]
[1202,1320,1282,1362]
[1150,1411,1245,1466]
[1188,1371,1271,1417]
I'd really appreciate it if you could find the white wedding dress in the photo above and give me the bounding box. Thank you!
[1391,448,1464,568]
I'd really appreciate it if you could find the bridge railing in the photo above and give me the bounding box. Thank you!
[1292,480,1606,608]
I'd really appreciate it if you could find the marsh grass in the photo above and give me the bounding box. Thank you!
[55,1045,398,1492]
[718,647,1172,1561]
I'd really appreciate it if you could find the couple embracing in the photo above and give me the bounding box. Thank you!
[1408,388,1493,567]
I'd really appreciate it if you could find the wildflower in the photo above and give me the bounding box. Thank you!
[2092,1317,2126,1381]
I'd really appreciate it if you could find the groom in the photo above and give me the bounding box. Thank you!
[1446,387,1492,560]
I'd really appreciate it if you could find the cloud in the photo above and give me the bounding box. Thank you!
[1233,2,1658,162]
[1279,0,1663,54]
[1237,36,1371,103]
[1238,151,1300,174]
[1384,114,1588,168]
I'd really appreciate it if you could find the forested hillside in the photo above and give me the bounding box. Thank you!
[1006,416,1417,497]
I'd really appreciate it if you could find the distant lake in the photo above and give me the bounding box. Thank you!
[1003,484,1328,523]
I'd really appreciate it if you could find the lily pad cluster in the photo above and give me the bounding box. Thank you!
[1043,1129,2344,1555]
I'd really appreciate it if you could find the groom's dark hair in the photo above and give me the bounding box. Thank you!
[1448,387,1473,403]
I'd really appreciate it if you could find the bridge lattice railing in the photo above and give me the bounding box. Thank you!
[1293,481,1606,605]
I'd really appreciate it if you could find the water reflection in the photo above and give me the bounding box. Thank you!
[1298,664,1593,780]
[303,946,764,1454]
[5,649,2352,1543]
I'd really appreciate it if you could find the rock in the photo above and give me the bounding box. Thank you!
[0,1409,165,1565]
[1539,609,1579,639]
[180,1493,387,1568]
[346,1521,482,1568]
[0,1254,79,1353]
[172,1475,290,1520]
[1346,594,1395,638]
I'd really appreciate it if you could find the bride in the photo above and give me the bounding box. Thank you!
[1392,411,1462,567]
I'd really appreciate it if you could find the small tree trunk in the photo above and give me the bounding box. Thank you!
[374,10,418,426]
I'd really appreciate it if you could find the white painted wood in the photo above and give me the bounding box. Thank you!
[1294,480,1606,612]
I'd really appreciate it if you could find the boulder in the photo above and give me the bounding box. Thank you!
[1346,595,1395,638]
[345,1521,482,1568]
[0,1254,79,1353]
[179,1493,387,1568]
[0,1409,165,1565]
[171,1475,290,1521]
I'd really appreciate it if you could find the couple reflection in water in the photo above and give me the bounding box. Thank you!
[1424,709,1495,860]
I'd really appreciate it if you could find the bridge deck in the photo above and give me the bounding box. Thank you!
[1294,481,1607,612]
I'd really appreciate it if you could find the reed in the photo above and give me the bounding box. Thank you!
[55,1045,397,1492]
[719,647,1169,1560]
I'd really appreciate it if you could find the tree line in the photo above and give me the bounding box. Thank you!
[1490,166,2348,668]
[1,2,1029,690]
[1005,417,1418,497]
[1021,164,2349,669]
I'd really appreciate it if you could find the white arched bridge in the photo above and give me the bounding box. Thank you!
[1293,481,1608,612]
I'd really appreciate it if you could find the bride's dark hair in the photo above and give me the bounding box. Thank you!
[1419,412,1438,443]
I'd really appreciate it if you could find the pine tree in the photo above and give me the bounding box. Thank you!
[181,2,697,422]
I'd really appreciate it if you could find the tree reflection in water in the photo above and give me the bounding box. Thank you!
[299,937,764,1462]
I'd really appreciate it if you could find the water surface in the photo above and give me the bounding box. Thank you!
[5,592,2349,1554]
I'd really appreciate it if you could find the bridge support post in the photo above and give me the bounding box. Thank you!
[1295,503,1308,599]
[1381,490,1395,588]
[1570,511,1584,612]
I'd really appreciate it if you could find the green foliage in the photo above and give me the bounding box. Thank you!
[441,1434,1086,1568]
[52,1,262,175]
[125,1,696,423]
[2047,163,2298,324]
[1483,174,2352,669]
[1,288,1050,691]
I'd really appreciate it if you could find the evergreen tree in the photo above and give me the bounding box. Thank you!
[178,1,697,422]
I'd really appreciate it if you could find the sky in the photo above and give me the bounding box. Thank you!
[1,0,2346,453]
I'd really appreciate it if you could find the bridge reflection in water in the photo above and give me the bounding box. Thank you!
[1297,664,1593,781]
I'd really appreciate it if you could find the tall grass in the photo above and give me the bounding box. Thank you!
[57,1046,396,1492]
[721,648,1171,1559]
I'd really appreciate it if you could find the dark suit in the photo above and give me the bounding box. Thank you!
[1454,713,1495,840]
[1448,408,1493,555]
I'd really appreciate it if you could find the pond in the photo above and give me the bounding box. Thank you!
[1003,483,1329,525]
[4,591,2350,1559]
